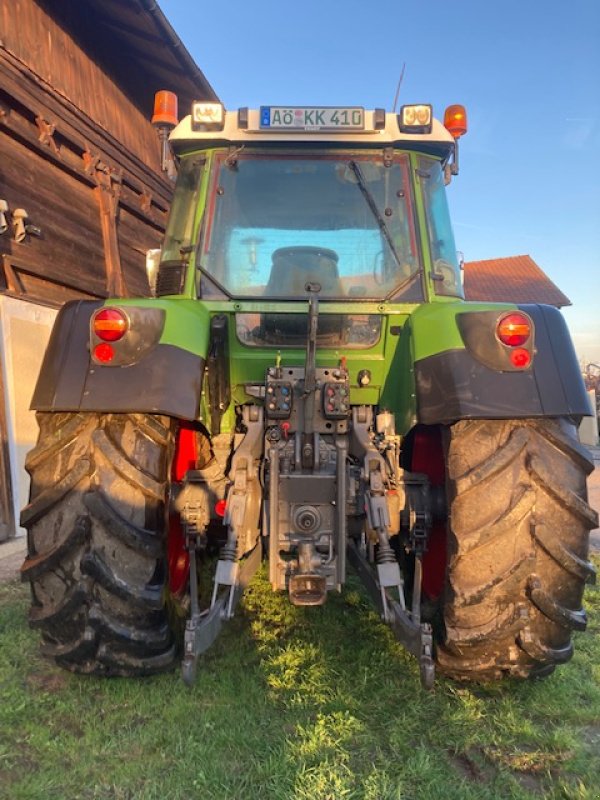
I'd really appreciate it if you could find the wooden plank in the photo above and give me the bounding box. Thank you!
[94,186,127,297]
[1,101,167,301]
[0,51,173,203]
[1,256,100,306]
[0,96,169,230]
[0,75,170,221]
[1,133,108,294]
[117,205,164,297]
[1,0,165,171]
[0,17,176,304]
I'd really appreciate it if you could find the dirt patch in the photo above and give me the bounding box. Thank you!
[482,745,571,795]
[484,744,571,773]
[581,724,600,750]
[450,745,564,794]
[26,668,69,694]
[513,771,546,795]
[0,747,39,791]
[449,747,496,783]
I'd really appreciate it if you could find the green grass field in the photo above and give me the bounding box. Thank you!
[1,558,599,800]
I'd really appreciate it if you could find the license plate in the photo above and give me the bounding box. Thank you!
[260,106,364,131]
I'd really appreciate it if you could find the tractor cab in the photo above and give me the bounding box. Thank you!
[156,101,467,309]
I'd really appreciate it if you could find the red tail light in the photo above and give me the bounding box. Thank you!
[93,308,128,342]
[510,348,531,368]
[93,343,115,363]
[497,313,532,347]
[214,500,227,518]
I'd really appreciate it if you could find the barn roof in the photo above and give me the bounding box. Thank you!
[464,254,571,308]
[39,0,218,117]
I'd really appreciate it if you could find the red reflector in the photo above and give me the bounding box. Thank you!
[214,499,227,517]
[497,312,532,347]
[93,308,128,342]
[510,348,531,368]
[93,343,114,363]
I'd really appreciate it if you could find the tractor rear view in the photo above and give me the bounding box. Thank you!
[21,98,598,687]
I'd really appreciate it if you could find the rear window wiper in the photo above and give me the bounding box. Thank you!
[348,160,404,274]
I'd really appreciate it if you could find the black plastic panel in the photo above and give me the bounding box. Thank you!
[31,300,204,420]
[416,304,590,425]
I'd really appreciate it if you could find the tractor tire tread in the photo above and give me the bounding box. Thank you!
[21,516,90,581]
[22,412,177,676]
[436,418,595,681]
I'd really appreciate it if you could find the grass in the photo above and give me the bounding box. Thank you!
[1,558,599,800]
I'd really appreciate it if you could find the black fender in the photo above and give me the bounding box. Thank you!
[31,300,205,420]
[415,304,591,425]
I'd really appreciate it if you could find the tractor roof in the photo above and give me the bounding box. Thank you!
[169,106,456,157]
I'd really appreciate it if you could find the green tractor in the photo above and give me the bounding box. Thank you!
[21,99,598,687]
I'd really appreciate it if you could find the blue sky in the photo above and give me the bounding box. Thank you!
[160,0,600,364]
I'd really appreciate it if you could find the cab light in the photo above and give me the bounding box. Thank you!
[93,308,128,342]
[497,313,532,347]
[510,348,531,369]
[151,90,178,128]
[93,343,115,363]
[444,104,468,138]
[398,104,432,134]
[191,102,225,130]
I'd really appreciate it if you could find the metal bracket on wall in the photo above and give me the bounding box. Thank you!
[139,190,152,214]
[35,115,60,157]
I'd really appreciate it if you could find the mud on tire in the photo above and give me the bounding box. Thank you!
[436,418,598,681]
[21,412,177,676]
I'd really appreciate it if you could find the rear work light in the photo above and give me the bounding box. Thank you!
[398,104,432,134]
[93,308,129,342]
[497,312,532,347]
[191,102,225,131]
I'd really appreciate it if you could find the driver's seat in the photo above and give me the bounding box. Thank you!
[266,246,342,296]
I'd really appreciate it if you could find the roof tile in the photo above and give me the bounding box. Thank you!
[463,255,571,307]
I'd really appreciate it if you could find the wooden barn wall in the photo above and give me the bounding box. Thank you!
[0,133,160,300]
[0,0,163,174]
[0,2,174,304]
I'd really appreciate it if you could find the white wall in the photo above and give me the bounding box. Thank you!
[580,389,599,447]
[0,297,57,538]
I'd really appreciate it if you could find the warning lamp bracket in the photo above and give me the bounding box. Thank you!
[444,140,460,184]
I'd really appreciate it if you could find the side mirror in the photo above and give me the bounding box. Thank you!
[457,250,465,288]
[146,249,161,296]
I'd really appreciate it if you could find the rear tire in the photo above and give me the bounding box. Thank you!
[21,412,177,676]
[435,418,597,681]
